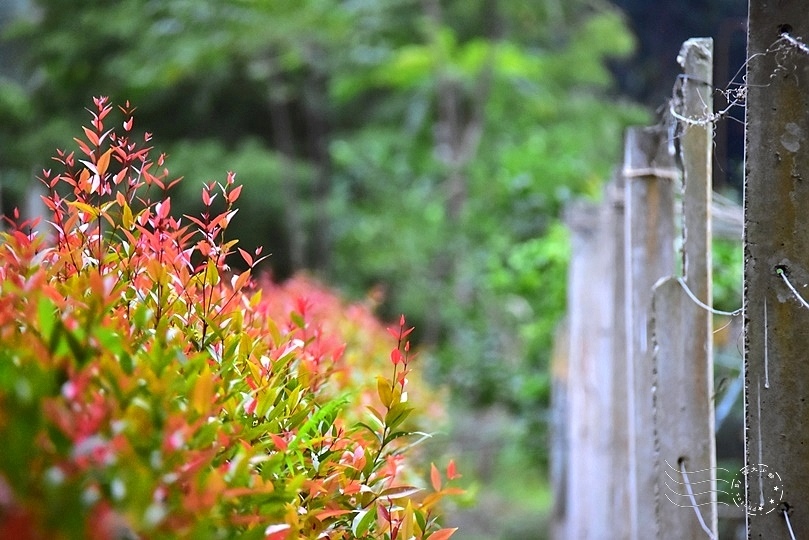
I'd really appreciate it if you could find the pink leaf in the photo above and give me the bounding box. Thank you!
[238,247,253,267]
[264,524,290,540]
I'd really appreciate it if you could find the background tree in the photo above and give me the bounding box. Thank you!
[1,5,647,536]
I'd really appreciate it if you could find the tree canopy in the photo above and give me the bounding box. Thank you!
[1,0,648,463]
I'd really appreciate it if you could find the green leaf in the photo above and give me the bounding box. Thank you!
[382,430,412,447]
[384,402,413,432]
[37,296,56,342]
[355,422,383,443]
[377,376,393,408]
[94,326,123,355]
[119,353,134,375]
[365,406,385,427]
[351,507,375,537]
[290,311,305,329]
[62,323,89,365]
[289,396,348,451]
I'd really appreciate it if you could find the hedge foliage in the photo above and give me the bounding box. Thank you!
[0,97,460,540]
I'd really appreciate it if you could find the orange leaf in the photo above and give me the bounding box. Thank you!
[191,364,214,414]
[428,528,458,540]
[97,148,113,176]
[231,270,251,292]
[74,137,92,157]
[430,463,442,492]
[83,126,99,146]
[314,509,352,521]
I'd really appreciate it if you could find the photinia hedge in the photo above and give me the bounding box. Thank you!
[0,97,461,539]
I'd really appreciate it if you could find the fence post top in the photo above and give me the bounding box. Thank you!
[678,37,714,68]
[622,125,679,180]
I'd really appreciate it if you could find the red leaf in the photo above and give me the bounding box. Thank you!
[228,184,243,204]
[155,198,171,220]
[377,503,391,523]
[245,397,257,415]
[167,176,183,190]
[184,214,207,230]
[270,433,288,451]
[447,459,461,480]
[390,349,403,365]
[295,297,308,318]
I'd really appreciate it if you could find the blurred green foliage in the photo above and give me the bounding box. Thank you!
[713,238,743,313]
[0,0,649,465]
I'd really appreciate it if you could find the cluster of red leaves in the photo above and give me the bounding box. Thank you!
[0,98,461,539]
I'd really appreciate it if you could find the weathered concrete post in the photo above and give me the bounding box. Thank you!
[562,198,618,538]
[744,2,809,536]
[623,126,677,539]
[555,176,629,539]
[652,38,717,538]
[607,176,632,540]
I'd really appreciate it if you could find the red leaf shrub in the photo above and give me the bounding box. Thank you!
[0,98,460,539]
